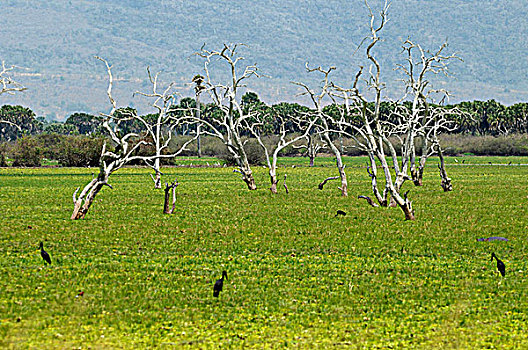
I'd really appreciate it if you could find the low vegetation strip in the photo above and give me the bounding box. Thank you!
[1,157,527,348]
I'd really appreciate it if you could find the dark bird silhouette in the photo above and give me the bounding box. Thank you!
[491,252,505,277]
[335,210,346,217]
[508,161,512,165]
[462,160,466,164]
[213,270,228,297]
[40,241,51,265]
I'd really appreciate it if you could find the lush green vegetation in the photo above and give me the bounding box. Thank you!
[1,157,527,348]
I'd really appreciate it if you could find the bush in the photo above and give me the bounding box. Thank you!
[215,138,266,166]
[0,142,10,167]
[439,134,528,156]
[57,135,105,167]
[244,139,266,165]
[0,154,7,167]
[12,137,42,167]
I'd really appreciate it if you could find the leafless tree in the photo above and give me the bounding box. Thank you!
[293,64,349,197]
[134,67,197,189]
[293,133,326,167]
[71,57,197,220]
[396,39,461,187]
[427,105,464,191]
[0,61,26,129]
[245,109,317,193]
[190,44,260,190]
[163,179,180,214]
[331,1,462,219]
[326,1,415,219]
[192,75,206,158]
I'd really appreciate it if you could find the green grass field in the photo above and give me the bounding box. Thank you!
[1,156,528,348]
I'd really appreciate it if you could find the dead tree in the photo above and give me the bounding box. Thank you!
[428,106,463,192]
[71,57,197,220]
[358,1,413,219]
[328,1,414,219]
[293,65,348,197]
[245,109,317,193]
[192,75,206,158]
[0,61,26,128]
[436,145,452,191]
[396,39,461,187]
[191,44,260,190]
[163,180,180,214]
[134,67,198,189]
[293,133,326,167]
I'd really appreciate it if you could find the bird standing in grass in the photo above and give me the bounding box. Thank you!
[40,242,51,265]
[335,210,346,217]
[491,252,505,277]
[213,271,228,297]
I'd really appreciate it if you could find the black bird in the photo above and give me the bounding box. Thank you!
[40,242,51,265]
[335,210,347,217]
[213,270,228,297]
[491,252,505,277]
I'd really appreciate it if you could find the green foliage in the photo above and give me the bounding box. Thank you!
[1,159,528,347]
[216,138,266,166]
[55,135,105,167]
[440,134,528,156]
[65,113,101,135]
[43,122,79,135]
[4,134,105,167]
[11,136,42,167]
[0,105,42,141]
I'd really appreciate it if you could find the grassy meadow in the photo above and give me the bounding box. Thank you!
[1,156,528,348]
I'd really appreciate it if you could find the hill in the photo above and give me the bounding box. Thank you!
[1,0,527,119]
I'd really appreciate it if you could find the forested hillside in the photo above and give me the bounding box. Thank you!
[1,0,527,119]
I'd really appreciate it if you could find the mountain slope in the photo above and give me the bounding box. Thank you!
[1,0,527,119]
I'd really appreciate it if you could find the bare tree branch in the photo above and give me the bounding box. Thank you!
[71,57,197,219]
[318,176,339,190]
[0,61,26,130]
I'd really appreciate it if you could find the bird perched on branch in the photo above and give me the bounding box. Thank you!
[40,242,51,265]
[213,271,228,297]
[491,252,505,277]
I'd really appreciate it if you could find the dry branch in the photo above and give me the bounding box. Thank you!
[186,43,260,190]
[358,195,380,207]
[318,176,339,190]
[283,174,289,194]
[71,57,195,220]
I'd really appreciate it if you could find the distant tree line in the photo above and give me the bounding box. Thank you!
[2,98,528,142]
[1,97,528,168]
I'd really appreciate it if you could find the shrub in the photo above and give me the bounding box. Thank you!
[215,138,266,166]
[57,136,105,167]
[0,154,7,167]
[0,142,10,166]
[439,134,528,156]
[12,136,42,167]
